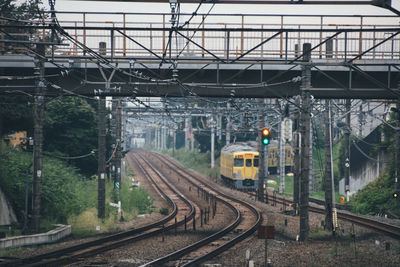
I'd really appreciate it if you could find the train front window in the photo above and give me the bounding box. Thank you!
[246,159,252,167]
[253,158,259,167]
[234,158,244,167]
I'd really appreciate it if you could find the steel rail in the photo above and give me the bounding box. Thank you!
[146,150,262,266]
[267,193,400,239]
[0,152,194,267]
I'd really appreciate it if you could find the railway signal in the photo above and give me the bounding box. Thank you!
[261,128,270,145]
[393,191,399,199]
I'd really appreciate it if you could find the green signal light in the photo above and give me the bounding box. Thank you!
[262,138,270,145]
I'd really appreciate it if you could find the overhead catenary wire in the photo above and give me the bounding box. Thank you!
[351,140,390,163]
[173,1,216,62]
[43,150,96,160]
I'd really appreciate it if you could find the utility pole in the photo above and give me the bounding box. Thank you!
[32,42,45,233]
[309,119,314,192]
[257,99,265,202]
[190,115,194,150]
[293,96,301,215]
[161,126,164,150]
[279,108,285,194]
[97,65,115,219]
[299,43,312,242]
[324,100,334,232]
[111,99,117,186]
[396,85,400,192]
[344,99,351,201]
[358,104,363,136]
[217,112,222,141]
[172,127,176,156]
[185,116,189,151]
[98,95,106,219]
[116,98,122,190]
[211,115,215,168]
[226,102,231,146]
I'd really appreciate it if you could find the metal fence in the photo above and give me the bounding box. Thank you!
[1,12,399,61]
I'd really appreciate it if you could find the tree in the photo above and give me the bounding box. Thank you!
[0,0,45,138]
[44,97,98,175]
[0,95,33,138]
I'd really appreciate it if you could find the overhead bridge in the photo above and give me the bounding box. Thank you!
[0,12,399,99]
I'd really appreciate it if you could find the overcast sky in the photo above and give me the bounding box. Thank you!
[45,0,400,16]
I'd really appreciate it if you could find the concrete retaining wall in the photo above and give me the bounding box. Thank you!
[0,224,71,249]
[0,186,17,226]
[339,151,389,196]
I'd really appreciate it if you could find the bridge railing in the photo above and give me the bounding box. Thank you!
[1,12,399,61]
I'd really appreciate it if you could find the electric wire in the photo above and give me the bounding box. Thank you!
[351,139,390,163]
[43,150,96,160]
[173,1,215,62]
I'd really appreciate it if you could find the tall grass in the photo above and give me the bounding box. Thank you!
[68,179,154,236]
[162,148,220,180]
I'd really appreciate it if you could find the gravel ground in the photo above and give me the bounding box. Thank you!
[166,154,400,267]
[3,152,400,267]
[67,152,236,266]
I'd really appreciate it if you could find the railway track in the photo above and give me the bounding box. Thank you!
[140,150,262,266]
[260,191,400,239]
[0,152,195,267]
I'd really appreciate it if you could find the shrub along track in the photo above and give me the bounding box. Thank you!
[0,152,195,267]
[139,150,262,267]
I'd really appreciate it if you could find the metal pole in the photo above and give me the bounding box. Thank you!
[396,84,400,193]
[329,101,336,212]
[185,116,189,152]
[279,114,285,194]
[299,42,311,242]
[190,115,194,150]
[173,128,176,157]
[309,119,314,192]
[111,99,117,187]
[324,100,334,232]
[345,99,351,201]
[211,116,215,168]
[293,96,301,215]
[32,43,45,233]
[257,99,265,202]
[359,104,363,136]
[116,99,122,189]
[218,113,222,141]
[98,96,106,219]
[226,102,231,146]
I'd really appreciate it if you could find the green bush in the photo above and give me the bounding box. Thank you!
[0,147,155,234]
[120,179,153,215]
[159,208,169,215]
[0,147,89,225]
[350,170,399,216]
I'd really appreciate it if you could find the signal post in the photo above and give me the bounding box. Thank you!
[258,122,271,202]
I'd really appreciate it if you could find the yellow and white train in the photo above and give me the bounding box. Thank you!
[220,141,294,190]
[220,141,260,190]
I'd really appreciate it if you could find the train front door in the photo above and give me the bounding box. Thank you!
[244,158,252,178]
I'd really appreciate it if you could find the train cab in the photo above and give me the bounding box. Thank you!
[232,151,259,189]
